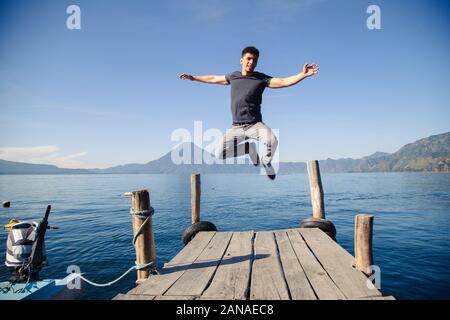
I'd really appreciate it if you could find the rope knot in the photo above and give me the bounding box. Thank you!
[130,206,154,218]
[135,260,157,272]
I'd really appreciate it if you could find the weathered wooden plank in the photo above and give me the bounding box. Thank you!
[299,228,383,299]
[164,232,233,296]
[202,231,254,300]
[128,231,215,295]
[154,295,197,300]
[198,296,227,300]
[286,229,345,300]
[165,231,217,267]
[353,296,396,300]
[113,293,155,300]
[250,232,290,300]
[274,231,317,300]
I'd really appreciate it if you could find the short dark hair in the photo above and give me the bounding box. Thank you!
[241,46,259,58]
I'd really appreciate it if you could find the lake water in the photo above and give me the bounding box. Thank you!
[0,173,449,300]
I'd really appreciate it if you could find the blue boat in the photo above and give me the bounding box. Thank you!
[0,273,82,300]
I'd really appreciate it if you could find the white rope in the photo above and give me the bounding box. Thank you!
[70,261,157,287]
[75,206,158,287]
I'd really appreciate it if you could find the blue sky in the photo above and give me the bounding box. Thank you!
[0,0,449,168]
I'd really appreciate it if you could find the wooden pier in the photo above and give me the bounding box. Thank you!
[114,161,394,300]
[114,228,393,300]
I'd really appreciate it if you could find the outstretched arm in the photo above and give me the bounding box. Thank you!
[179,73,229,85]
[268,63,319,89]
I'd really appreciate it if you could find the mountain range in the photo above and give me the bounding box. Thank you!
[1,132,449,174]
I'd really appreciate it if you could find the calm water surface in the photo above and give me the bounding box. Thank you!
[0,173,449,300]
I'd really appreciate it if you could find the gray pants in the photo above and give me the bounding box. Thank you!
[214,122,278,165]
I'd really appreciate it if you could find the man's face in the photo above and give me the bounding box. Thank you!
[240,53,258,74]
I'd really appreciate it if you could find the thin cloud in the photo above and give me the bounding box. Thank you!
[0,146,88,169]
[0,146,59,157]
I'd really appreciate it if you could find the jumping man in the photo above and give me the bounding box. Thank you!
[180,46,319,180]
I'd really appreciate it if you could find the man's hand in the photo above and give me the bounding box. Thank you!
[302,63,319,77]
[180,73,194,81]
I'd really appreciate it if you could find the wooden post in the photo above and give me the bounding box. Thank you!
[307,160,325,219]
[355,214,374,275]
[131,190,155,283]
[191,173,201,224]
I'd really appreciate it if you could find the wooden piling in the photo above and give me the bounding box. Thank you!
[307,160,325,219]
[191,174,201,224]
[355,214,374,275]
[131,190,156,283]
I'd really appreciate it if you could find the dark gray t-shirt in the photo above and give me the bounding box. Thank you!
[225,71,272,123]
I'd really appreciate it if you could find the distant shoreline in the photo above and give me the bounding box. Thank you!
[1,171,449,175]
[2,132,449,174]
